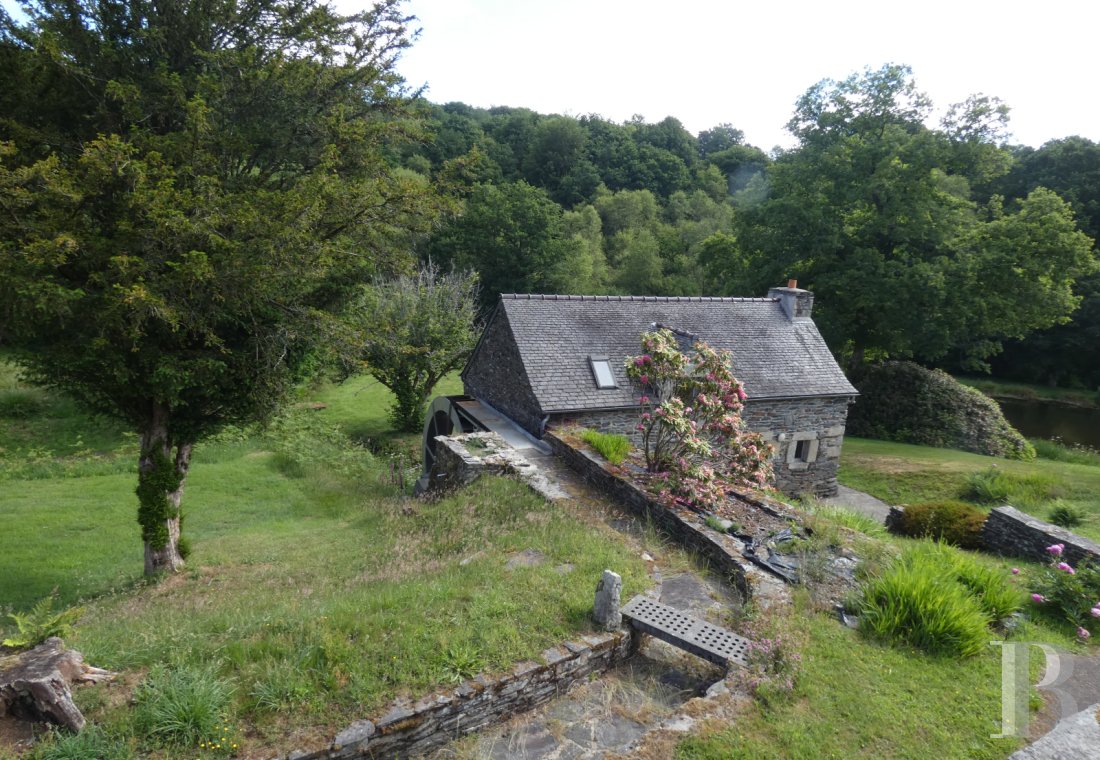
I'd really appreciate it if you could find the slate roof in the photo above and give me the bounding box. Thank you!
[474,294,857,414]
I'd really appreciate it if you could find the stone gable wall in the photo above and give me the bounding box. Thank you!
[462,310,545,436]
[549,396,851,498]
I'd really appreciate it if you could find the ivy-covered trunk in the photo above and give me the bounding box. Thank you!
[137,405,191,576]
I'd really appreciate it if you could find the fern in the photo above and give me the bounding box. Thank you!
[3,592,84,649]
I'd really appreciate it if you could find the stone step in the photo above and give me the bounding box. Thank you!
[621,596,750,669]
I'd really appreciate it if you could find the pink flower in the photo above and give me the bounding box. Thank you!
[1058,562,1076,574]
[1090,608,1100,618]
[639,375,649,384]
[634,357,645,366]
[1047,543,1065,556]
[639,395,650,404]
[1032,594,1045,603]
[1077,627,1091,640]
[1011,568,1020,575]
[641,412,651,420]
[736,387,747,401]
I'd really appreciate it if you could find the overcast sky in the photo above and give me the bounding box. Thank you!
[393,0,1100,151]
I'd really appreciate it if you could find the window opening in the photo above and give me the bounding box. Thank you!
[794,439,811,462]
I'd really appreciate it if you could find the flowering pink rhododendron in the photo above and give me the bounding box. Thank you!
[1058,562,1077,575]
[1078,627,1091,640]
[1047,543,1065,556]
[1032,594,1045,603]
[625,329,773,511]
[1091,607,1100,618]
[1011,568,1020,575]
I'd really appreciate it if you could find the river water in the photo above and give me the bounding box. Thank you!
[997,398,1100,449]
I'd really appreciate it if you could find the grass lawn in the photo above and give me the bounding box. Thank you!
[839,437,1100,540]
[678,591,1071,760]
[0,368,650,755]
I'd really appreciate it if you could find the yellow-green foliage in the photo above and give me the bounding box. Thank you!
[579,429,632,465]
[857,542,1022,657]
[3,593,84,649]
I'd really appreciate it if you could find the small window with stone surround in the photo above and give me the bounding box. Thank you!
[786,431,819,470]
[589,356,616,389]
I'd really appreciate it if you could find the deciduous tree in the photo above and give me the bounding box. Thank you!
[347,265,480,432]
[0,0,435,574]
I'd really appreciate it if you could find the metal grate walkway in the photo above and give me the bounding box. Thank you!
[621,596,751,668]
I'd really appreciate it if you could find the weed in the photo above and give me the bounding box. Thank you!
[438,643,486,683]
[703,514,731,533]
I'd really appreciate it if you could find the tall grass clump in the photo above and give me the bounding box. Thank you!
[963,466,1060,508]
[132,664,235,749]
[1032,438,1100,467]
[857,542,1022,657]
[579,429,632,465]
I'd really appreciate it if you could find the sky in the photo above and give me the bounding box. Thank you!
[392,0,1100,151]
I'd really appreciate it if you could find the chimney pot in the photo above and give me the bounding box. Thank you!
[787,278,798,289]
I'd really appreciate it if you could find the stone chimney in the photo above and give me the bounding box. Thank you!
[768,279,814,321]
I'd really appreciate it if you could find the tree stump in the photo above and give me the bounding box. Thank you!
[0,638,114,732]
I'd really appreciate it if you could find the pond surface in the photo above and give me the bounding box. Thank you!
[997,398,1100,449]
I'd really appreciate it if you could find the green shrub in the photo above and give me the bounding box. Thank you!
[1049,502,1087,529]
[857,543,1012,657]
[579,429,631,465]
[896,501,987,549]
[848,362,1035,460]
[32,727,133,760]
[133,664,235,749]
[963,467,1060,508]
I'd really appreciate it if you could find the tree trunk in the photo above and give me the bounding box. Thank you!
[137,404,190,576]
[848,342,866,373]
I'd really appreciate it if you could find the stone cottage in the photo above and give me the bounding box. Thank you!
[461,285,858,496]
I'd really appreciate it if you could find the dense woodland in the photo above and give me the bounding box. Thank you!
[401,66,1100,387]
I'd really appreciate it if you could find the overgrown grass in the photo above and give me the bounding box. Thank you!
[1032,437,1100,467]
[0,370,649,755]
[839,437,1100,541]
[579,429,632,465]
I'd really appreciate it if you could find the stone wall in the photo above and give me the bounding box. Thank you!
[462,310,545,436]
[544,432,753,599]
[740,396,850,498]
[982,506,1100,566]
[552,397,851,499]
[283,631,634,760]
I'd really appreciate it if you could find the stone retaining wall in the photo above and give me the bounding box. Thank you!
[284,631,633,760]
[982,506,1100,566]
[544,431,752,599]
